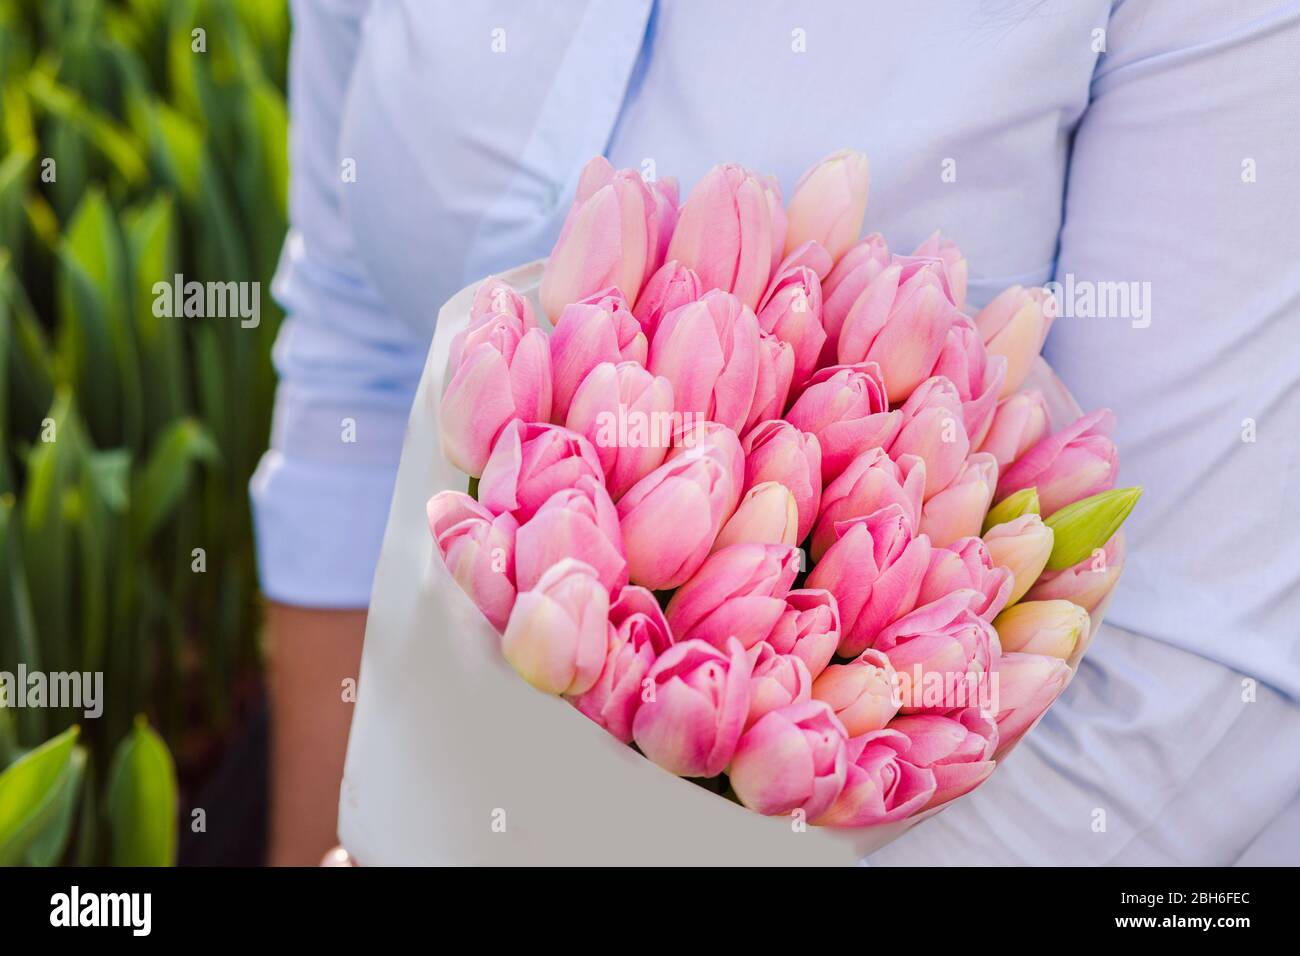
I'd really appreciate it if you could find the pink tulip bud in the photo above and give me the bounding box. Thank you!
[426,491,519,632]
[648,176,680,271]
[617,451,738,590]
[994,599,1089,660]
[996,409,1118,515]
[811,448,925,562]
[876,590,999,714]
[633,637,752,778]
[440,315,552,477]
[502,558,610,696]
[784,149,870,263]
[773,239,834,281]
[919,452,999,548]
[571,585,673,743]
[741,420,822,542]
[756,262,826,389]
[911,231,969,311]
[812,648,901,736]
[1025,532,1125,612]
[887,707,997,809]
[974,285,1057,397]
[931,317,1006,447]
[785,362,902,483]
[632,260,702,341]
[805,506,932,657]
[819,233,890,367]
[990,651,1071,757]
[540,157,663,321]
[565,361,675,501]
[813,728,937,827]
[766,589,841,679]
[977,390,1050,471]
[666,163,774,310]
[917,536,1013,622]
[760,175,788,275]
[745,642,813,730]
[515,475,627,594]
[744,331,795,432]
[478,420,604,522]
[730,700,849,819]
[664,543,801,651]
[889,376,971,500]
[448,276,539,370]
[649,291,761,433]
[549,293,647,423]
[664,420,746,515]
[712,481,800,552]
[983,513,1054,605]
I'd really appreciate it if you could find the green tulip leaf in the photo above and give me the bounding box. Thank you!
[0,726,83,866]
[106,717,177,867]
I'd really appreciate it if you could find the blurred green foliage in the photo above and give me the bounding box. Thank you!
[0,0,289,864]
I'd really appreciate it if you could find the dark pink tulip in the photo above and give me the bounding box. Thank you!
[426,491,519,632]
[565,360,675,501]
[571,585,673,743]
[745,641,813,730]
[549,292,647,423]
[633,637,752,778]
[744,331,795,433]
[916,536,1013,622]
[664,543,802,651]
[515,475,627,594]
[990,651,1071,758]
[889,376,971,500]
[756,261,826,389]
[996,409,1118,515]
[785,362,902,483]
[810,448,925,562]
[875,590,1000,714]
[632,260,702,340]
[931,317,1007,447]
[819,233,890,367]
[977,390,1050,471]
[919,452,999,548]
[887,707,997,809]
[478,420,604,522]
[741,420,822,542]
[813,728,937,827]
[766,589,841,679]
[729,700,849,819]
[805,505,932,657]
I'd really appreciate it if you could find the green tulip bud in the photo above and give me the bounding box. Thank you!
[983,487,1040,534]
[1044,487,1142,571]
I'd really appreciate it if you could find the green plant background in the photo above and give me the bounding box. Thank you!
[0,0,288,865]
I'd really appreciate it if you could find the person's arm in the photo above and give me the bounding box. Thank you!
[250,0,426,866]
[871,0,1300,865]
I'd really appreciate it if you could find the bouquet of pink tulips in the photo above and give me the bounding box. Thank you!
[427,150,1141,829]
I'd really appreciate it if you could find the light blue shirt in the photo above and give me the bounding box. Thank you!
[250,0,1300,863]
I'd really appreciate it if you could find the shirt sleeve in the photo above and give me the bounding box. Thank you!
[249,0,428,608]
[871,0,1300,865]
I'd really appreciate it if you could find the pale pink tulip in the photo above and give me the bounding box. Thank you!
[478,421,604,522]
[756,261,826,389]
[931,317,1006,447]
[813,728,936,827]
[745,642,813,730]
[994,599,1089,659]
[549,292,647,422]
[876,590,1000,714]
[887,707,997,809]
[983,513,1054,605]
[773,239,833,281]
[502,559,610,696]
[974,285,1057,397]
[990,651,1071,757]
[996,409,1118,515]
[730,700,849,818]
[977,390,1050,471]
[919,452,999,548]
[911,231,969,311]
[515,476,627,594]
[812,648,900,736]
[1025,532,1125,612]
[917,536,1013,622]
[565,361,675,500]
[712,481,799,552]
[741,420,822,542]
[664,419,746,515]
[811,448,925,562]
[426,491,519,632]
[784,149,870,263]
[766,589,841,679]
[784,362,902,483]
[819,233,890,367]
[664,543,801,650]
[889,376,971,500]
[744,331,795,432]
[632,260,701,340]
[448,275,538,370]
[760,174,787,275]
[633,637,752,777]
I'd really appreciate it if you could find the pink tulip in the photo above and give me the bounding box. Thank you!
[916,536,1013,621]
[974,285,1057,397]
[812,648,900,736]
[730,700,849,819]
[664,420,746,514]
[910,231,969,311]
[666,163,773,310]
[784,362,902,483]
[741,420,822,542]
[784,149,870,263]
[756,261,826,389]
[478,420,604,522]
[810,448,925,562]
[744,331,795,432]
[977,390,1050,471]
[931,317,1006,447]
[502,558,610,696]
[990,651,1071,757]
[448,275,539,370]
[426,491,519,632]
[876,590,1000,714]
[649,291,761,433]
[745,642,813,730]
[1025,532,1125,612]
[760,174,787,275]
[565,361,675,500]
[664,543,801,651]
[983,513,1054,605]
[712,481,799,552]
[766,589,841,679]
[889,376,970,500]
[633,637,752,777]
[647,176,680,271]
[819,233,890,367]
[919,452,999,548]
[813,728,937,827]
[540,157,667,321]
[887,707,997,809]
[616,451,738,590]
[515,475,627,594]
[994,599,1089,659]
[549,293,647,422]
[632,260,702,340]
[571,585,673,743]
[440,315,552,477]
[774,239,834,281]
[805,506,932,657]
[996,409,1118,515]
